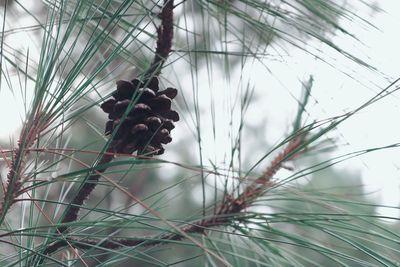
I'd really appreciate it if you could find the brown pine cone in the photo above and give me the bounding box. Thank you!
[100,77,179,156]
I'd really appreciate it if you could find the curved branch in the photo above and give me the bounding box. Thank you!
[43,137,305,255]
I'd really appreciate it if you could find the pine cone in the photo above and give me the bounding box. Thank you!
[100,77,179,156]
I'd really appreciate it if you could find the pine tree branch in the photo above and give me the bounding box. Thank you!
[56,150,115,234]
[146,0,174,77]
[55,0,175,236]
[38,0,176,260]
[42,137,305,255]
[0,111,48,224]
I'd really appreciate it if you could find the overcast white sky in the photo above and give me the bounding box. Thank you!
[257,0,400,218]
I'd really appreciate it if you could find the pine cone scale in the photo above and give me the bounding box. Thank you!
[101,77,179,156]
